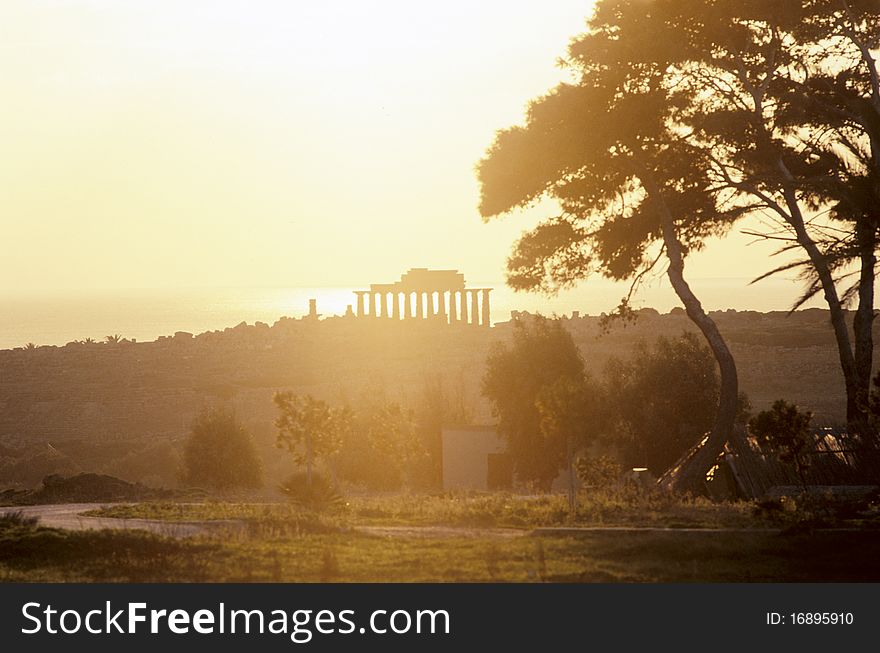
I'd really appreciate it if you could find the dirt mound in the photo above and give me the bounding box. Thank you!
[1,473,174,505]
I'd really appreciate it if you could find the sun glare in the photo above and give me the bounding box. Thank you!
[0,0,599,292]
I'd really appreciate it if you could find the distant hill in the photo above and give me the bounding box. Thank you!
[0,308,871,488]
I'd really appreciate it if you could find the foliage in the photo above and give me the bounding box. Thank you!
[476,0,745,491]
[2,520,879,582]
[278,472,342,511]
[567,0,880,433]
[482,316,588,489]
[537,374,599,508]
[603,333,719,474]
[536,376,597,453]
[336,401,427,491]
[86,491,762,530]
[273,392,349,485]
[749,399,814,486]
[865,371,880,437]
[181,408,262,490]
[0,510,39,530]
[575,455,623,489]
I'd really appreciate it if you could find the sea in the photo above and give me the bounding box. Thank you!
[0,276,824,350]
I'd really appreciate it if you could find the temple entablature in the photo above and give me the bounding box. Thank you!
[354,268,491,326]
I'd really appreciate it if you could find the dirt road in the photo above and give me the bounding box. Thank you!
[12,503,213,537]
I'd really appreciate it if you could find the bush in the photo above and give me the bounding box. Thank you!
[278,472,342,511]
[0,510,39,531]
[182,408,262,491]
[576,454,623,488]
[749,399,813,487]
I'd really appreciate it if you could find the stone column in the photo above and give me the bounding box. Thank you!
[371,292,379,318]
[382,292,390,319]
[427,291,435,319]
[404,292,412,319]
[416,291,424,319]
[449,290,458,323]
[438,290,447,323]
[470,289,480,327]
[459,290,468,325]
[482,288,491,328]
[392,292,400,320]
[355,292,366,318]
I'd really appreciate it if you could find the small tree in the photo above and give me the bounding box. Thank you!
[604,333,720,475]
[273,392,346,490]
[749,400,813,491]
[182,407,262,490]
[336,401,427,491]
[482,316,587,490]
[536,375,597,511]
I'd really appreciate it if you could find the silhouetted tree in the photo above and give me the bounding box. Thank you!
[182,407,262,490]
[579,0,880,437]
[750,399,814,490]
[482,316,587,490]
[477,8,746,492]
[604,333,720,475]
[536,374,599,509]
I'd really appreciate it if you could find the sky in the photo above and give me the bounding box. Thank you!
[0,0,799,296]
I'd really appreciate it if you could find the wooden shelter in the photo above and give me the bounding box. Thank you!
[660,428,880,499]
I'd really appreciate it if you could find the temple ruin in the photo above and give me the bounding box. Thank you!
[353,268,492,326]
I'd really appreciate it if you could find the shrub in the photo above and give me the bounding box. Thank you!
[182,408,262,491]
[576,454,623,488]
[278,472,341,511]
[0,510,39,530]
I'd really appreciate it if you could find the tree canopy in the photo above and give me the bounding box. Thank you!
[567,0,880,436]
[335,401,428,491]
[182,407,262,490]
[477,2,744,490]
[603,333,721,474]
[273,392,349,488]
[478,0,880,489]
[482,316,592,490]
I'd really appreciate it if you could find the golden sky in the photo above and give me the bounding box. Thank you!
[1,0,791,294]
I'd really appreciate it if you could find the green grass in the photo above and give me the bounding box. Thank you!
[6,492,879,582]
[2,516,879,582]
[84,490,763,529]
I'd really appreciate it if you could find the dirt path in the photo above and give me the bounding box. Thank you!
[12,503,221,537]
[10,505,527,540]
[11,504,827,539]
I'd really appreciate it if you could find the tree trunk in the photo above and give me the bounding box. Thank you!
[641,170,739,494]
[776,178,862,432]
[662,224,739,494]
[853,217,876,440]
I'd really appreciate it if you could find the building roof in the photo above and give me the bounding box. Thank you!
[368,268,466,292]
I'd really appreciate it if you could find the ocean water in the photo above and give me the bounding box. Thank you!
[0,277,823,350]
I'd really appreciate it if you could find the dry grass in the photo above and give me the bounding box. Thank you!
[7,491,875,582]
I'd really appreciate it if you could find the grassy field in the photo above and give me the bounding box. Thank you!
[85,491,764,529]
[2,491,879,582]
[2,512,879,582]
